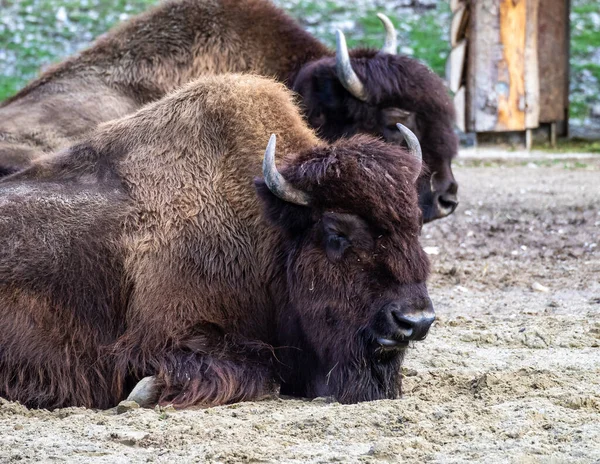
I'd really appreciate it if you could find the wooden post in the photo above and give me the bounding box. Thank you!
[450,3,469,47]
[466,0,540,134]
[448,39,466,93]
[524,0,540,130]
[497,0,527,131]
[446,1,470,131]
[537,0,570,135]
[454,86,466,133]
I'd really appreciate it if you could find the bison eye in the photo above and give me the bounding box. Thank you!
[325,234,350,262]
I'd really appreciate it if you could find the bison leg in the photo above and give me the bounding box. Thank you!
[156,351,275,408]
[0,299,121,410]
[118,334,277,409]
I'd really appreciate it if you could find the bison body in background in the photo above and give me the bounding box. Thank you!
[0,0,458,222]
[0,74,433,409]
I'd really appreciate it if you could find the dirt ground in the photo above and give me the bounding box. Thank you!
[1,153,599,463]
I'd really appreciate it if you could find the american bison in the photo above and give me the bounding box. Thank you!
[0,0,457,222]
[0,74,433,409]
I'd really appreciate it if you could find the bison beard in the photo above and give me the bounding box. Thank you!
[0,75,431,409]
[276,320,405,403]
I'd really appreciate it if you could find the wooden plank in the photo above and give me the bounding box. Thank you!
[450,0,466,13]
[447,39,466,93]
[453,86,466,133]
[467,0,500,132]
[524,0,540,129]
[496,0,526,131]
[467,0,536,132]
[450,3,470,47]
[538,0,569,124]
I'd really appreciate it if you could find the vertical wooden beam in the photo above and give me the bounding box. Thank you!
[564,0,571,136]
[537,0,570,127]
[467,0,540,134]
[524,0,540,129]
[450,3,469,47]
[467,0,499,132]
[448,40,467,93]
[450,0,464,13]
[497,0,526,131]
[454,86,466,132]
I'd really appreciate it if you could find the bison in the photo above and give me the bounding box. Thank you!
[0,0,457,222]
[0,74,434,409]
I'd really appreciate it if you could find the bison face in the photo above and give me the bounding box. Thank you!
[255,132,433,403]
[291,23,459,223]
[275,211,434,403]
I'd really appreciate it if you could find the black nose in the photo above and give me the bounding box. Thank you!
[375,299,435,348]
[435,181,459,217]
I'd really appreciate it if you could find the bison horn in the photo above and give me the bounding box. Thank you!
[263,134,311,206]
[335,29,368,102]
[396,123,422,182]
[377,13,398,54]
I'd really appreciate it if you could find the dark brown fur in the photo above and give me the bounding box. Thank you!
[0,0,456,221]
[0,74,430,409]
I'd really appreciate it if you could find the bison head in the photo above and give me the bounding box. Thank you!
[256,125,433,403]
[291,15,458,223]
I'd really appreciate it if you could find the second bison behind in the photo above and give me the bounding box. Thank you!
[0,74,433,410]
[0,0,458,222]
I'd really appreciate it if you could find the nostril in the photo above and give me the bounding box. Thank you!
[437,192,458,212]
[392,314,414,338]
[392,306,435,341]
[375,301,435,348]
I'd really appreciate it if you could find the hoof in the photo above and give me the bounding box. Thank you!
[126,376,160,407]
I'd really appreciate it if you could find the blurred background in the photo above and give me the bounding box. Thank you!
[1,0,599,145]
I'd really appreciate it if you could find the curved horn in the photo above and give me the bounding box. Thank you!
[396,123,422,182]
[335,29,368,101]
[377,13,398,54]
[262,134,311,206]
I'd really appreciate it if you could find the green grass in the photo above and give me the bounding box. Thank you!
[355,4,451,76]
[0,0,159,101]
[570,0,600,121]
[0,0,452,102]
[533,138,600,154]
[0,0,598,130]
[406,8,451,77]
[458,158,599,170]
[0,77,23,102]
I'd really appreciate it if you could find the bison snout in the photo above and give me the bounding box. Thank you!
[374,298,435,349]
[434,180,459,218]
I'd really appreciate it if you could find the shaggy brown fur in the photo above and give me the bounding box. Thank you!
[0,0,325,176]
[0,74,431,409]
[0,0,456,222]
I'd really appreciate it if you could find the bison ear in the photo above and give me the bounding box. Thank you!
[292,66,347,128]
[255,179,313,234]
[382,108,419,139]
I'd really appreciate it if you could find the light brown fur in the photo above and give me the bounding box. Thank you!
[0,0,326,175]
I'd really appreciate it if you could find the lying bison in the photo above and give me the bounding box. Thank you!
[0,74,434,409]
[0,0,457,222]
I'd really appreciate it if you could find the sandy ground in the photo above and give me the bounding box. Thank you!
[1,155,599,463]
